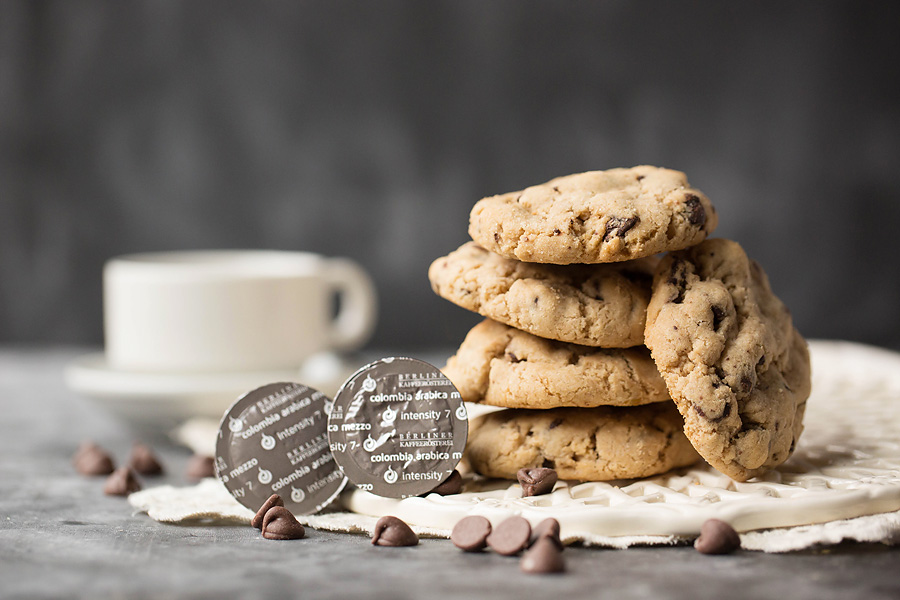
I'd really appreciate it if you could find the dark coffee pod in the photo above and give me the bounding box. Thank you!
[329,358,468,499]
[694,519,741,555]
[451,515,492,552]
[104,467,142,496]
[73,441,115,476]
[261,506,306,540]
[216,382,347,516]
[486,516,531,556]
[185,454,216,480]
[520,537,565,574]
[425,470,462,496]
[517,468,557,497]
[530,518,563,550]
[371,515,418,547]
[252,494,285,530]
[129,442,164,476]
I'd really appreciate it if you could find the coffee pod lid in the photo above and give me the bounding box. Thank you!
[215,382,347,515]
[327,357,468,498]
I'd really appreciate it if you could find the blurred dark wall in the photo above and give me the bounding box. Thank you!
[2,1,899,351]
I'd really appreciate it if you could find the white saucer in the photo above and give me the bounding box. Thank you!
[65,352,359,432]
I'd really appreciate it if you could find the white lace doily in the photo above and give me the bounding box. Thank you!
[345,340,900,541]
[132,341,900,551]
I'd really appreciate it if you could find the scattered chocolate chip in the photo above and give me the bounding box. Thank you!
[261,506,306,540]
[426,470,462,496]
[603,216,639,242]
[103,467,141,496]
[128,442,163,476]
[517,468,558,497]
[520,537,565,574]
[251,494,285,530]
[506,351,522,363]
[486,516,531,556]
[185,454,216,480]
[451,515,492,552]
[552,228,561,235]
[494,232,501,243]
[372,516,418,547]
[694,519,741,554]
[530,518,563,550]
[684,194,707,227]
[72,441,115,476]
[740,376,753,393]
[547,419,562,430]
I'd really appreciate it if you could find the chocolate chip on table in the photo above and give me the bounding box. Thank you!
[530,518,563,550]
[520,537,566,574]
[372,516,419,547]
[72,441,115,476]
[128,442,163,476]
[425,470,462,496]
[251,494,285,530]
[486,516,531,556]
[694,519,741,555]
[451,515,492,552]
[261,506,306,540]
[517,467,558,497]
[103,467,142,496]
[184,454,216,480]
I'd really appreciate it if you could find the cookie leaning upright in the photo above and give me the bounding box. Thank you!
[468,166,717,264]
[644,239,812,482]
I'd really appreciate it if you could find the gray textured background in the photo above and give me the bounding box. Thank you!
[2,1,899,351]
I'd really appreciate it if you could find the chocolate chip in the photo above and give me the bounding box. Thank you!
[261,506,306,540]
[251,494,285,530]
[486,516,531,556]
[603,216,639,242]
[103,467,141,496]
[552,228,561,235]
[520,537,565,574]
[451,515,492,552]
[128,442,163,476]
[684,194,707,227]
[711,305,725,330]
[372,516,418,547]
[426,470,463,496]
[547,419,562,430]
[530,518,562,550]
[517,468,558,497]
[740,376,753,393]
[72,441,115,476]
[668,259,687,304]
[506,351,522,363]
[185,454,216,480]
[494,232,501,243]
[694,519,741,554]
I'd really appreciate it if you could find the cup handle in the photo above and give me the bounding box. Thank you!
[321,258,378,352]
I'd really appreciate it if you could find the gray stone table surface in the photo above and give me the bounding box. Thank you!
[2,347,900,600]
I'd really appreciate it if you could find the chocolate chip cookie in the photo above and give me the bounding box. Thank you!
[644,239,811,482]
[428,242,654,347]
[469,166,717,264]
[465,404,699,481]
[443,319,669,409]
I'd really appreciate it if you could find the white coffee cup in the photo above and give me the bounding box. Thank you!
[103,250,377,372]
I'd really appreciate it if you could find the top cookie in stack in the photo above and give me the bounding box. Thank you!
[429,166,811,483]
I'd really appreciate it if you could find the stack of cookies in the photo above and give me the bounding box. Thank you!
[429,166,811,483]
